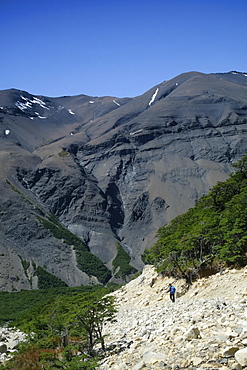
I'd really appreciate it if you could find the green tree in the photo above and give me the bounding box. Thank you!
[3,290,117,369]
[71,295,117,356]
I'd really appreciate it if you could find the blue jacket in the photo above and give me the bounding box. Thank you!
[170,286,176,294]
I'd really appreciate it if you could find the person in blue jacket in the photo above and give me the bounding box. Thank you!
[168,283,176,302]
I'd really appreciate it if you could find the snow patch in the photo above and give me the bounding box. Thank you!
[15,96,50,112]
[148,88,159,106]
[89,101,94,104]
[70,132,74,135]
[68,109,75,115]
[15,101,32,111]
[113,100,120,107]
[130,129,143,136]
[5,129,10,135]
[31,97,50,110]
[244,74,247,77]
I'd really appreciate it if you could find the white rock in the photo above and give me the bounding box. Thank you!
[132,361,145,370]
[235,347,247,366]
[142,350,167,364]
[192,357,203,366]
[183,326,200,340]
[229,362,242,370]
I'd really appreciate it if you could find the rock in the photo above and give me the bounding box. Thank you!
[229,362,242,370]
[222,346,239,357]
[0,343,7,354]
[244,308,247,318]
[132,361,145,370]
[183,326,200,340]
[235,347,247,366]
[192,357,203,366]
[142,350,167,364]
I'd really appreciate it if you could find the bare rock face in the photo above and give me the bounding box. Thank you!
[1,71,247,289]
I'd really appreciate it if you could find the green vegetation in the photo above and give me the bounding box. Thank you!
[19,257,68,289]
[112,242,138,280]
[35,266,68,289]
[20,257,30,277]
[0,285,106,325]
[0,288,117,369]
[37,215,89,252]
[6,179,45,216]
[58,150,70,157]
[6,180,111,284]
[143,154,247,283]
[37,215,112,284]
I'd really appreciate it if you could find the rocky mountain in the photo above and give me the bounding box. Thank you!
[1,71,247,290]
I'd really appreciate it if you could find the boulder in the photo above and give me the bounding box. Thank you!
[0,343,7,354]
[235,347,247,366]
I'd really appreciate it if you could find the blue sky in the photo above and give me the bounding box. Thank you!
[1,0,247,98]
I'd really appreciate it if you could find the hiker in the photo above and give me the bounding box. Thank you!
[168,283,176,302]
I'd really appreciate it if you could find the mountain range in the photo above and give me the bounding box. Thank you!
[1,70,247,291]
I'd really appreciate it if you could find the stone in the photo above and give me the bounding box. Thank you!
[244,309,247,318]
[235,347,247,366]
[222,346,239,357]
[132,361,145,370]
[183,326,200,340]
[229,362,242,370]
[0,343,7,354]
[142,351,167,365]
[192,357,203,366]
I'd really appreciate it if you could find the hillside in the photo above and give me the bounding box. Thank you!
[99,265,247,369]
[0,266,247,368]
[1,265,247,368]
[1,71,247,289]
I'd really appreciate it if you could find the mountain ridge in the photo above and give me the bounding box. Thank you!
[1,71,247,290]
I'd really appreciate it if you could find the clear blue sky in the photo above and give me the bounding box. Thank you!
[1,0,247,98]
